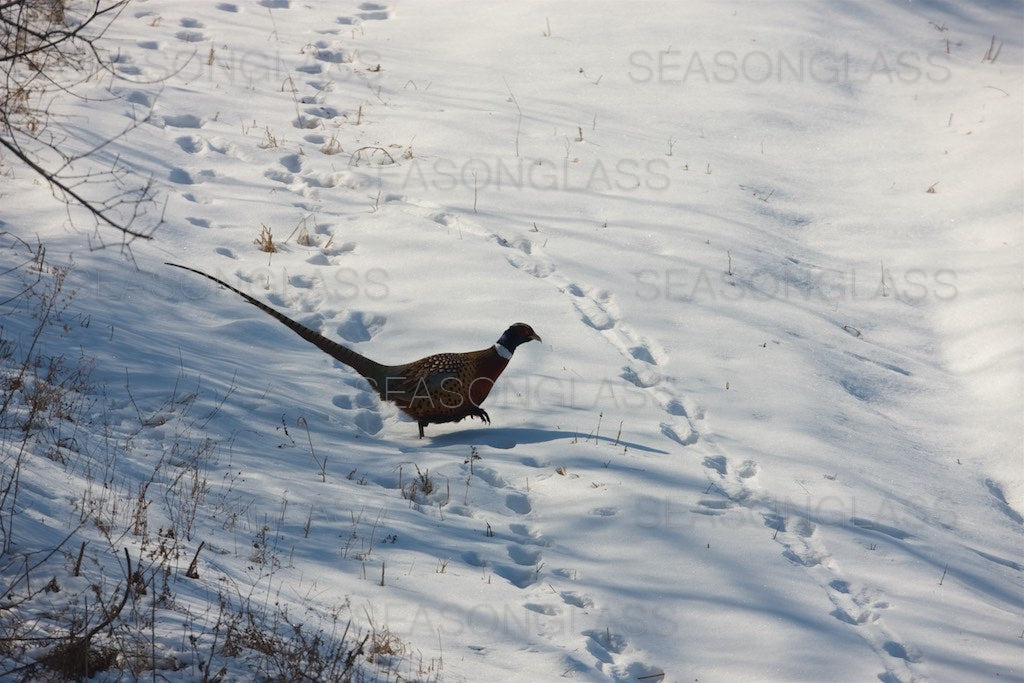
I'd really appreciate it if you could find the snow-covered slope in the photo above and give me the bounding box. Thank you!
[1,1,1021,680]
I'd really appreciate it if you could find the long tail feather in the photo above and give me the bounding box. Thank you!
[165,263,385,382]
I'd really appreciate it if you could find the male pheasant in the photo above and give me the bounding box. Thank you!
[166,264,541,438]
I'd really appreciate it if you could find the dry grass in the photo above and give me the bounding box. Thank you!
[0,238,416,681]
[255,223,278,252]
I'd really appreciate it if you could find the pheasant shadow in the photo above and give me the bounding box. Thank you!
[420,427,670,454]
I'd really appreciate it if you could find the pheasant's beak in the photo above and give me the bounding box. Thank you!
[530,332,542,343]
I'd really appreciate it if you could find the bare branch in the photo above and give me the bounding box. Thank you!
[1,0,161,244]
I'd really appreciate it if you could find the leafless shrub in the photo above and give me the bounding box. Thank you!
[0,0,164,246]
[0,234,92,552]
[402,465,434,503]
[0,183,412,683]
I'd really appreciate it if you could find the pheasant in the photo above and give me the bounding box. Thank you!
[166,263,541,438]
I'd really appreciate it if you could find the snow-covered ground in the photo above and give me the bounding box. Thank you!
[1,1,1021,680]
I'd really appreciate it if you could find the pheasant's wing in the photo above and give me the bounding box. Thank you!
[381,353,464,407]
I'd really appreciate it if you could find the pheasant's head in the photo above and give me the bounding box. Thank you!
[498,323,542,351]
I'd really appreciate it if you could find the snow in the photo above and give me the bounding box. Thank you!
[1,1,1021,681]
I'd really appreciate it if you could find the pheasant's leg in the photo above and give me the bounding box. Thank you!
[418,421,426,438]
[467,407,490,424]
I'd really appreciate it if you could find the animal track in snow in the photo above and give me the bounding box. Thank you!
[462,551,488,568]
[883,641,923,663]
[584,628,626,663]
[520,455,550,468]
[582,629,664,681]
[696,443,924,681]
[504,251,555,279]
[505,492,532,515]
[288,274,316,290]
[660,421,697,446]
[703,455,728,476]
[312,40,346,64]
[693,497,732,515]
[169,167,215,185]
[330,376,383,436]
[175,135,206,154]
[628,344,658,364]
[507,544,542,567]
[828,581,890,625]
[621,365,660,388]
[353,410,383,434]
[175,29,205,43]
[574,296,615,331]
[489,231,685,431]
[161,113,204,129]
[737,460,759,479]
[280,154,303,173]
[125,90,154,107]
[181,191,209,204]
[463,458,547,589]
[524,603,560,616]
[357,2,390,20]
[823,575,921,673]
[493,564,536,589]
[303,171,347,189]
[336,2,392,26]
[305,104,341,119]
[508,523,540,540]
[471,465,506,489]
[204,137,248,161]
[264,169,294,185]
[335,311,386,343]
[495,522,544,589]
[115,61,142,76]
[560,591,593,608]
